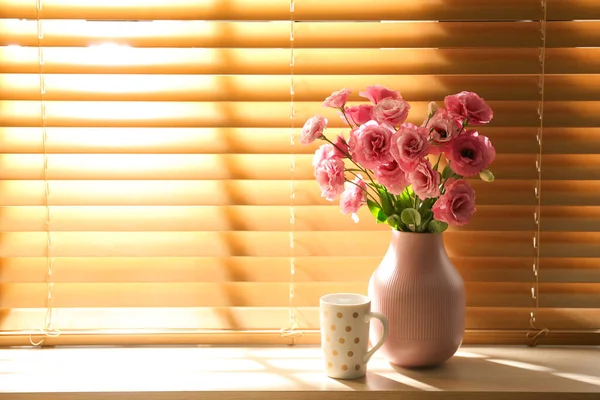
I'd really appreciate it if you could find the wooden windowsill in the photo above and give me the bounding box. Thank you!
[0,345,598,399]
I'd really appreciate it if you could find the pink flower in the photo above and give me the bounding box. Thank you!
[340,176,367,222]
[332,134,349,158]
[375,160,409,195]
[344,104,373,126]
[373,98,411,127]
[424,108,462,152]
[314,157,345,201]
[301,115,327,144]
[432,178,476,226]
[408,160,441,200]
[390,123,430,172]
[447,130,496,177]
[348,120,395,169]
[444,91,493,125]
[323,88,352,109]
[312,143,335,168]
[359,85,402,104]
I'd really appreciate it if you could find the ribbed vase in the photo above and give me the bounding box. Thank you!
[368,230,465,368]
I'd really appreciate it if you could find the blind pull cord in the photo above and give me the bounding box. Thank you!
[527,0,549,346]
[281,0,302,343]
[30,0,61,347]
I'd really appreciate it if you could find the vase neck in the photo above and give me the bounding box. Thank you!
[382,230,447,272]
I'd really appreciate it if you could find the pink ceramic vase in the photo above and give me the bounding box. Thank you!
[368,230,465,368]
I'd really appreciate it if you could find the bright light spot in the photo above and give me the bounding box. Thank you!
[553,373,600,387]
[265,358,323,371]
[86,44,133,65]
[454,350,488,358]
[292,373,350,390]
[381,20,436,23]
[366,357,395,371]
[376,372,442,391]
[248,347,323,359]
[6,44,22,49]
[88,44,131,50]
[487,359,553,372]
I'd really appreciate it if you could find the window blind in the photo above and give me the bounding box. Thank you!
[0,0,598,346]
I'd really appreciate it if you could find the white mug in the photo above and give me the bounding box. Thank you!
[320,293,389,379]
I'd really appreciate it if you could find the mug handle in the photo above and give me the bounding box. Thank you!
[364,311,389,364]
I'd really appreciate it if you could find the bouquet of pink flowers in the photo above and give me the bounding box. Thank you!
[302,85,495,233]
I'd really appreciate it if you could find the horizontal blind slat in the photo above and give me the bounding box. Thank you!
[0,256,545,284]
[0,20,542,48]
[0,0,543,21]
[542,155,600,180]
[0,231,536,257]
[0,307,535,331]
[0,282,534,308]
[56,262,585,286]
[0,205,536,233]
[542,207,600,232]
[0,74,543,102]
[539,258,600,283]
[546,49,600,75]
[0,127,539,154]
[547,0,600,20]
[539,284,600,308]
[0,100,544,127]
[0,180,542,206]
[546,21,600,48]
[536,308,600,330]
[0,47,542,75]
[544,128,600,154]
[0,153,537,180]
[541,233,600,258]
[543,182,600,206]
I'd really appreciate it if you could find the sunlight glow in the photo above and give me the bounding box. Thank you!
[454,350,488,358]
[487,359,553,372]
[376,372,441,391]
[86,44,134,65]
[247,347,323,359]
[365,357,395,372]
[292,373,350,390]
[381,20,437,23]
[265,358,323,371]
[553,373,600,387]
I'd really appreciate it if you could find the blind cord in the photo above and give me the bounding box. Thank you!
[281,0,301,343]
[29,0,60,347]
[527,0,550,346]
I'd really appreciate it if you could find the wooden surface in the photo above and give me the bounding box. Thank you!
[0,346,598,399]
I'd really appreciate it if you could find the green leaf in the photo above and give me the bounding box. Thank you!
[378,188,394,216]
[428,220,449,233]
[367,199,387,223]
[418,210,434,233]
[400,208,421,231]
[397,186,414,210]
[442,164,455,180]
[386,214,402,229]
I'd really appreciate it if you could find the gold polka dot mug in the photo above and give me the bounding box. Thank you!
[320,293,389,379]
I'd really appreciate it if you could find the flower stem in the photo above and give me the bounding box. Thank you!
[322,136,377,186]
[339,107,355,129]
[346,170,379,196]
[432,153,443,171]
[345,178,381,208]
[424,114,433,127]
